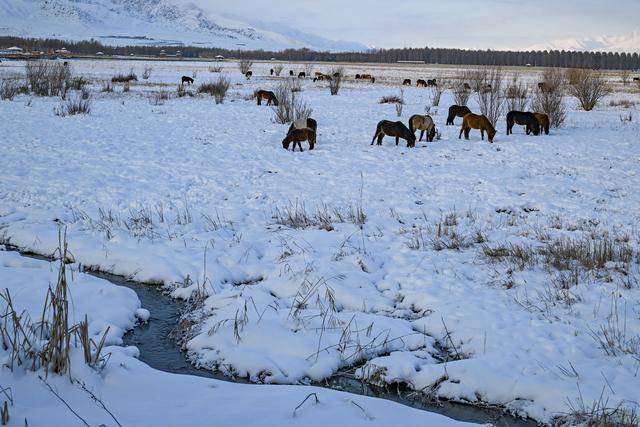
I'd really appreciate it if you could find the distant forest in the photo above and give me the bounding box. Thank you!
[2,36,639,70]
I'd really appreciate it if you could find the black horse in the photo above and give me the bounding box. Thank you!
[506,111,540,135]
[371,120,417,148]
[181,76,194,85]
[446,105,472,126]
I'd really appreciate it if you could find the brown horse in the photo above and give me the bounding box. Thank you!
[446,105,472,125]
[459,114,496,143]
[416,79,427,87]
[255,90,278,106]
[371,120,417,148]
[409,115,436,142]
[360,74,375,83]
[506,111,540,135]
[403,79,412,86]
[287,118,318,137]
[530,113,550,135]
[283,128,316,152]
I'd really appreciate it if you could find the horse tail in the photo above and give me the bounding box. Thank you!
[408,116,415,134]
[371,123,383,144]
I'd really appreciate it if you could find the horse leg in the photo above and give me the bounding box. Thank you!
[395,136,399,146]
[481,129,485,140]
[459,126,464,139]
[419,130,425,141]
[377,134,384,146]
[464,128,470,140]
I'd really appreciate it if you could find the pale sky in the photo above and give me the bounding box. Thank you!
[179,0,639,50]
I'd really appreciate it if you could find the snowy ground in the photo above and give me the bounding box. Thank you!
[1,58,640,425]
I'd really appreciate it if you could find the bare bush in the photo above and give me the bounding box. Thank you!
[25,61,72,97]
[428,79,446,107]
[379,95,404,104]
[463,67,488,93]
[476,67,505,127]
[208,65,223,73]
[111,69,137,83]
[567,69,612,111]
[453,83,471,106]
[303,63,314,76]
[505,73,529,111]
[101,81,113,93]
[122,81,130,93]
[150,89,169,105]
[54,93,91,116]
[197,75,230,103]
[238,60,253,75]
[620,69,631,86]
[0,79,20,100]
[395,89,404,117]
[142,67,152,80]
[329,67,343,95]
[272,80,313,124]
[531,69,567,127]
[273,64,284,77]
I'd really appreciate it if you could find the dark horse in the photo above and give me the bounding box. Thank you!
[506,111,540,135]
[245,71,253,80]
[427,79,437,87]
[255,90,279,106]
[181,76,194,85]
[298,72,306,79]
[528,113,550,135]
[416,79,427,87]
[287,118,318,138]
[446,105,472,125]
[283,128,316,152]
[403,79,412,86]
[371,120,417,148]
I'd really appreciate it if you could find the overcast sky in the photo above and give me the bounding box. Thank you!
[180,0,639,49]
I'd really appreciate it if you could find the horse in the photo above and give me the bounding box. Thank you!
[270,68,274,76]
[538,82,546,90]
[403,79,412,86]
[459,114,496,143]
[298,72,306,79]
[283,128,316,152]
[529,113,550,135]
[416,79,427,87]
[245,71,253,80]
[333,72,341,78]
[355,74,361,79]
[506,111,540,136]
[427,79,437,87]
[287,118,318,137]
[315,72,324,77]
[371,120,417,148]
[409,115,436,142]
[463,83,471,90]
[446,105,472,125]
[289,70,294,77]
[181,76,194,85]
[255,90,279,106]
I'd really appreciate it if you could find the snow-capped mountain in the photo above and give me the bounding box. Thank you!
[0,0,367,52]
[527,31,640,53]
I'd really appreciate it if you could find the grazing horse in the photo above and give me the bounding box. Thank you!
[289,70,294,77]
[506,111,540,136]
[529,113,550,135]
[403,79,412,86]
[427,79,437,87]
[360,74,375,83]
[446,105,472,125]
[255,90,279,106]
[371,120,417,148]
[633,77,640,82]
[538,82,546,90]
[181,76,194,85]
[416,79,427,87]
[298,72,306,79]
[409,115,436,142]
[355,74,361,79]
[283,128,316,152]
[459,114,496,143]
[333,72,341,78]
[463,83,472,90]
[287,118,318,137]
[245,71,253,80]
[270,68,274,76]
[315,72,324,77]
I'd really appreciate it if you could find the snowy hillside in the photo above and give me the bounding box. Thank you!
[528,30,640,53]
[0,0,367,51]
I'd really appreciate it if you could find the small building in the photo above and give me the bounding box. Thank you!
[96,51,105,56]
[214,55,224,61]
[54,47,70,55]
[0,46,24,55]
[159,49,167,57]
[175,50,182,57]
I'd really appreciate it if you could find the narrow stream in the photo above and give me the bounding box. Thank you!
[92,272,539,427]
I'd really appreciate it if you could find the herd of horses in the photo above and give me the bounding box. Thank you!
[183,67,552,151]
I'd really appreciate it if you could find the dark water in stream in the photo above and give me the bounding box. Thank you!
[89,271,538,427]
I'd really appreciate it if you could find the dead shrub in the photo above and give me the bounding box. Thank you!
[531,69,567,127]
[111,70,137,83]
[198,75,230,104]
[0,79,20,100]
[379,95,404,104]
[453,82,471,106]
[273,64,284,77]
[475,67,505,127]
[567,69,612,111]
[272,80,313,124]
[150,89,169,105]
[238,60,253,75]
[542,237,633,271]
[609,99,635,108]
[25,60,72,97]
[142,67,152,80]
[505,74,529,111]
[329,67,343,95]
[54,93,91,116]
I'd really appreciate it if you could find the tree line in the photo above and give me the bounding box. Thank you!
[2,36,639,70]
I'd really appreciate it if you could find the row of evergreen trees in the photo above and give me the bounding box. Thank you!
[2,36,638,70]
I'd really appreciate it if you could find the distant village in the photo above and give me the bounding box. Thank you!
[0,45,226,61]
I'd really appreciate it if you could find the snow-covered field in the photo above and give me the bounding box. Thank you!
[1,58,639,425]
